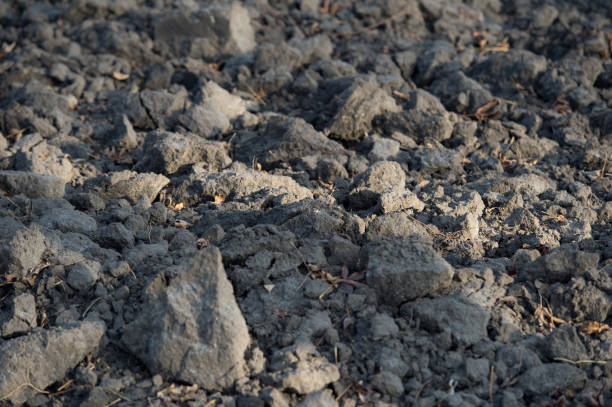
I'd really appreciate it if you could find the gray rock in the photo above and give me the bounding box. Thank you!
[328,76,400,141]
[96,222,135,250]
[429,71,494,114]
[470,50,547,89]
[268,342,340,395]
[109,114,138,150]
[372,371,404,397]
[140,88,188,128]
[366,212,430,241]
[413,40,456,86]
[368,137,400,161]
[520,243,600,283]
[39,208,97,235]
[137,131,231,175]
[0,170,65,198]
[412,295,490,347]
[198,81,247,120]
[465,358,490,383]
[370,313,399,340]
[366,236,454,305]
[14,139,74,182]
[122,247,250,391]
[177,104,230,138]
[153,2,255,58]
[107,91,154,130]
[349,161,406,209]
[0,321,105,405]
[518,363,586,396]
[89,170,169,205]
[0,222,47,279]
[0,293,37,337]
[295,390,337,407]
[377,187,425,214]
[67,260,101,292]
[176,168,312,207]
[543,324,588,362]
[234,115,349,171]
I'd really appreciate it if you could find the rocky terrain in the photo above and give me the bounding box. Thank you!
[0,0,611,406]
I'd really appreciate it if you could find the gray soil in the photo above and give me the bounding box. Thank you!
[0,0,611,406]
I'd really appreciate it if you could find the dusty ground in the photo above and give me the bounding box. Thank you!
[0,0,611,406]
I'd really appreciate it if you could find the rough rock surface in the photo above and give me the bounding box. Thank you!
[122,247,250,391]
[0,0,610,405]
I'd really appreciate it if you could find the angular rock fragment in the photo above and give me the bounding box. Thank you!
[177,104,230,138]
[328,76,400,140]
[122,247,250,391]
[0,321,105,405]
[348,160,405,209]
[366,236,454,305]
[136,131,231,175]
[0,293,37,338]
[518,363,586,396]
[87,170,169,205]
[140,88,188,128]
[38,208,97,235]
[198,81,247,120]
[411,295,490,347]
[153,2,255,58]
[268,342,340,395]
[0,220,47,280]
[0,170,65,198]
[233,115,349,170]
[14,139,74,182]
[174,167,312,207]
[520,244,599,283]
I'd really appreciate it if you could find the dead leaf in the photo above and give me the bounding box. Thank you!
[214,195,225,205]
[112,71,130,81]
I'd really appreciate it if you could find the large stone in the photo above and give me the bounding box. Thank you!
[136,131,231,175]
[0,170,65,198]
[87,170,169,205]
[520,243,600,283]
[233,115,349,171]
[122,247,250,391]
[411,295,490,347]
[0,220,47,280]
[366,236,454,305]
[349,161,406,210]
[153,2,255,58]
[518,363,586,396]
[328,76,400,140]
[0,321,105,405]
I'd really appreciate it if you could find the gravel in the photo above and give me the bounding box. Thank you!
[0,0,610,406]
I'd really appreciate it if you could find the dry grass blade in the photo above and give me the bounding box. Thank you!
[0,369,49,401]
[554,357,608,365]
[552,94,571,115]
[577,321,610,335]
[479,37,510,54]
[466,99,500,121]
